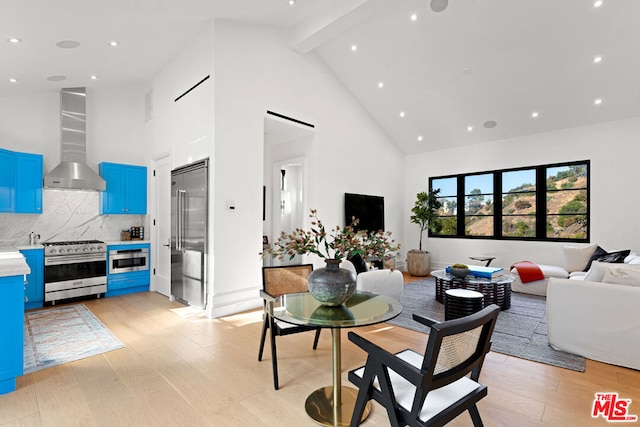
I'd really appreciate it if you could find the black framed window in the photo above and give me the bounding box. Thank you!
[429,160,589,242]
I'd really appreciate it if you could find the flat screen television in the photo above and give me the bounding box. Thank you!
[344,193,384,234]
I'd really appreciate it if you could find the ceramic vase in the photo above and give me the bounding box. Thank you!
[307,259,357,306]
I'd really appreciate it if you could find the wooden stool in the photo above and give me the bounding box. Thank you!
[444,289,484,321]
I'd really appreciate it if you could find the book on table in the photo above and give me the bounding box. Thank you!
[446,265,504,279]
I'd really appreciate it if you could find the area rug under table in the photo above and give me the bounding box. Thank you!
[24,304,125,375]
[388,278,585,372]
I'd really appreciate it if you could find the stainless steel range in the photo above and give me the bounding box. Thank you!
[43,240,107,304]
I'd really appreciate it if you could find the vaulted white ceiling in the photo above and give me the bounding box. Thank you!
[2,0,638,154]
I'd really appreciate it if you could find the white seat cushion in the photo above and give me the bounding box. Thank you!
[353,349,481,422]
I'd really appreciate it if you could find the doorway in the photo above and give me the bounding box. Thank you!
[272,160,304,265]
[151,152,172,296]
[263,114,314,266]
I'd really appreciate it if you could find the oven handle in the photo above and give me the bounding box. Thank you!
[112,249,145,254]
[45,254,107,266]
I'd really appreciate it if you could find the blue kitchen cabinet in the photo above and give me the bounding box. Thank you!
[21,248,44,310]
[15,152,43,213]
[0,274,24,395]
[0,149,16,212]
[0,149,43,214]
[100,162,147,214]
[105,243,150,297]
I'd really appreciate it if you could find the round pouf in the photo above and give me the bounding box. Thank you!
[444,289,484,321]
[307,260,357,306]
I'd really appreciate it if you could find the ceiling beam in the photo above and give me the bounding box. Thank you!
[288,0,394,54]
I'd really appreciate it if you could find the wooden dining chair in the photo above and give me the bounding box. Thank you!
[258,264,322,390]
[347,304,500,426]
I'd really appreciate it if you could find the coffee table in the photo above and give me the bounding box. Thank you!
[431,269,514,310]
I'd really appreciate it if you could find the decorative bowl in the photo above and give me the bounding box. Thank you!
[449,267,470,279]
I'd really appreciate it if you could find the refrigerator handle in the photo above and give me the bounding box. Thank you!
[176,190,182,251]
[180,190,187,250]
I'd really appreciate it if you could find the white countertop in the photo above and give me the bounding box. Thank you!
[16,244,44,250]
[0,247,30,277]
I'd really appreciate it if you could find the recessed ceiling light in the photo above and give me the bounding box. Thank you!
[399,111,406,118]
[410,13,418,21]
[531,111,539,118]
[7,37,22,44]
[593,0,603,8]
[594,98,603,105]
[417,136,423,141]
[56,40,81,49]
[483,120,497,129]
[47,75,67,82]
[593,55,603,63]
[467,126,473,132]
[377,81,384,88]
[109,40,119,47]
[8,78,18,83]
[90,75,98,80]
[351,44,358,52]
[288,0,295,5]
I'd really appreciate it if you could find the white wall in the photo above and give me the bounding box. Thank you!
[146,22,215,167]
[212,20,405,317]
[144,21,215,311]
[405,116,640,270]
[0,85,147,172]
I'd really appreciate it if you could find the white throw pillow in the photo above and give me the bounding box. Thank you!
[585,261,640,282]
[562,244,597,273]
[602,267,640,287]
[626,254,640,265]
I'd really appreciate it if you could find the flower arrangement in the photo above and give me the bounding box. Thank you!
[261,209,401,263]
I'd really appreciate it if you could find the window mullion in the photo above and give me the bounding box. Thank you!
[494,172,502,239]
[536,167,546,239]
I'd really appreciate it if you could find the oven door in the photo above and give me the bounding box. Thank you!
[45,254,107,282]
[44,254,107,302]
[109,249,149,274]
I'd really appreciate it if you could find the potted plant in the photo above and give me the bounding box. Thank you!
[407,189,441,276]
[262,209,401,305]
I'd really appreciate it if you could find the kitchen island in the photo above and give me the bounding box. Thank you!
[0,248,30,395]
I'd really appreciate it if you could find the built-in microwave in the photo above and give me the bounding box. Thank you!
[108,248,149,274]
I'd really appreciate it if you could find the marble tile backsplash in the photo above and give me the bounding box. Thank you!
[0,189,147,246]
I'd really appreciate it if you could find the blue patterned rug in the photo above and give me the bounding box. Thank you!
[24,304,124,374]
[388,278,585,372]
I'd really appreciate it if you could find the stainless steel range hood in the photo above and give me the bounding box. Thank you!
[44,87,106,191]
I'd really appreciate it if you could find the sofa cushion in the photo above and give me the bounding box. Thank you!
[584,261,640,282]
[602,267,640,287]
[569,271,587,280]
[562,244,597,272]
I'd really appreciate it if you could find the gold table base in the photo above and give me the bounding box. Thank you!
[305,385,371,426]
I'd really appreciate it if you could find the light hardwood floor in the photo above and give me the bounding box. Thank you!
[1,281,639,426]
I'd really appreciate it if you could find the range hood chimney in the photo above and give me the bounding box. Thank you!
[44,87,106,191]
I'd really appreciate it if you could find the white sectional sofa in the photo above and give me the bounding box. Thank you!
[547,263,640,370]
[510,244,639,296]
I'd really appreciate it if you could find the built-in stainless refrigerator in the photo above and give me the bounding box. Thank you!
[171,159,208,308]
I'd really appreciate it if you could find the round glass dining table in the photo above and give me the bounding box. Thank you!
[268,290,402,426]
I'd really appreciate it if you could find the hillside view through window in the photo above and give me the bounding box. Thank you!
[429,161,589,242]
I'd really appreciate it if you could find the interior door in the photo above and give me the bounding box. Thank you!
[152,154,171,296]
